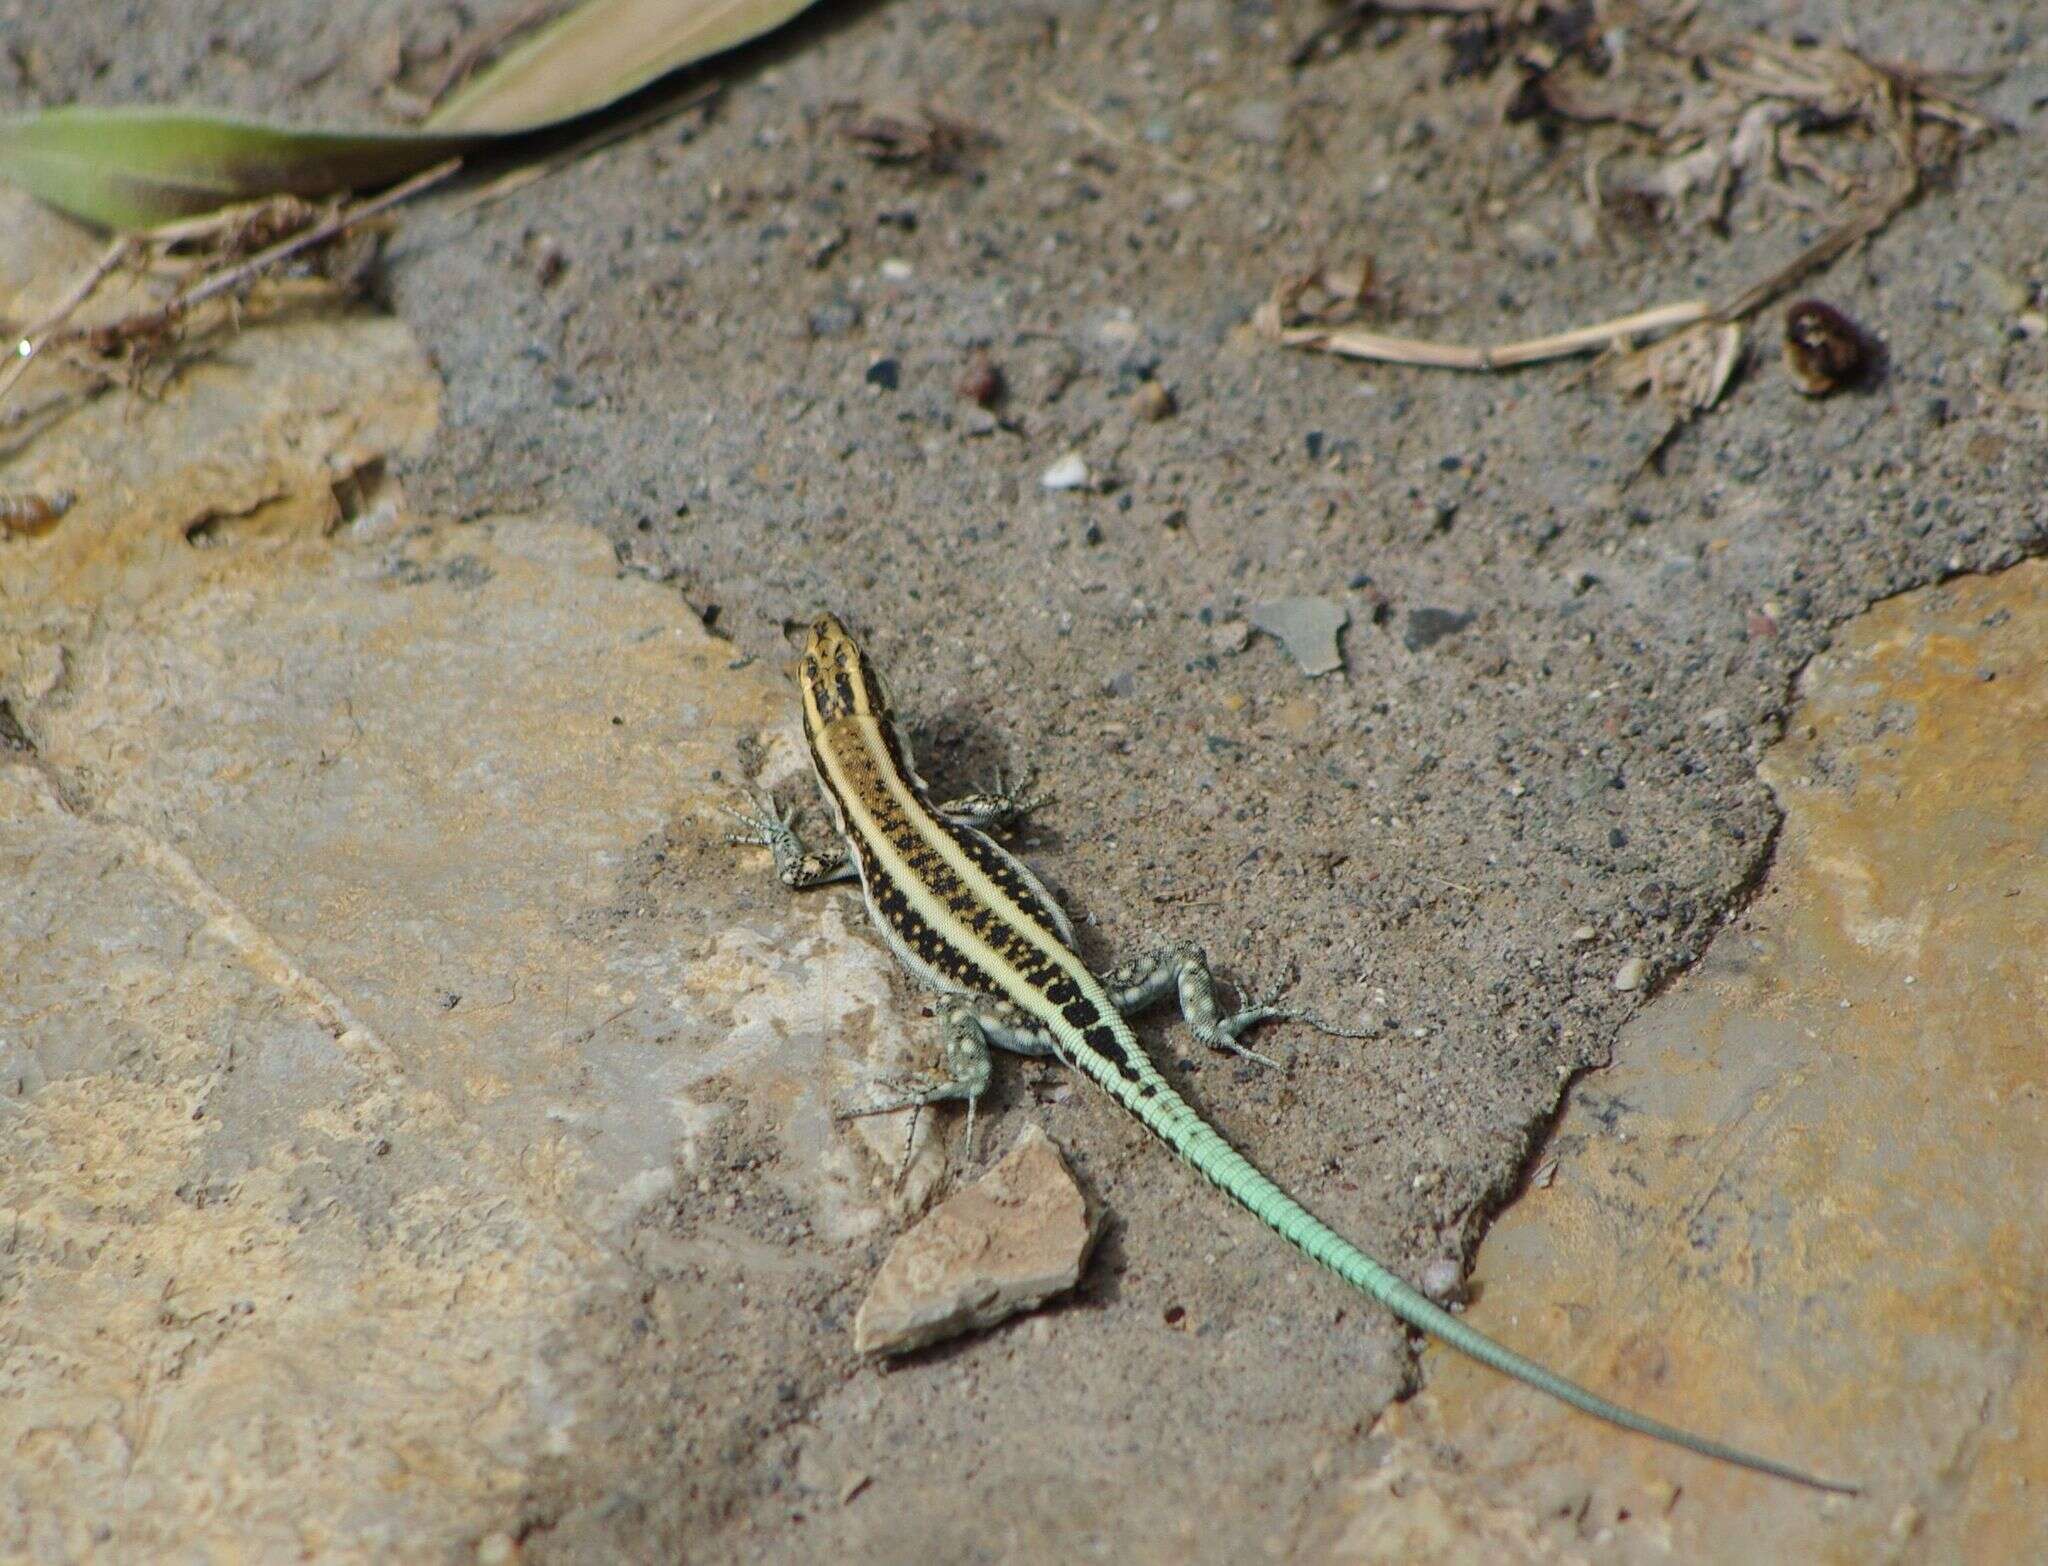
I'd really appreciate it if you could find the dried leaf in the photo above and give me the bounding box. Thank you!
[1610,321,1744,417]
[839,102,993,171]
[427,0,817,132]
[1255,256,1375,338]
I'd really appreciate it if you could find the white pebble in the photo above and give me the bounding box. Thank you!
[1613,956,1647,992]
[1041,453,1091,491]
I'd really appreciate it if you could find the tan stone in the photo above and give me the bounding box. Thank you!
[854,1124,1097,1356]
[1344,562,2048,1562]
[0,188,949,1557]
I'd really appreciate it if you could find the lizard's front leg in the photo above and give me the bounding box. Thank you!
[724,789,857,889]
[934,771,1052,833]
[1104,938,1369,1067]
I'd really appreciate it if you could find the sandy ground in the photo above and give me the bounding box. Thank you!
[3,2,2045,1561]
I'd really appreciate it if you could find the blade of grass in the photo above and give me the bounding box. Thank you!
[0,0,824,230]
[0,109,478,232]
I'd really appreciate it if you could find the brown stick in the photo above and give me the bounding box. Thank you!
[1278,298,1713,371]
[0,238,134,408]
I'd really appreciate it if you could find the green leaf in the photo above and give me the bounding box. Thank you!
[0,0,824,230]
[0,109,478,232]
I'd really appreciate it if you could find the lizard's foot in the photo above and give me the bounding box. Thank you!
[722,785,853,889]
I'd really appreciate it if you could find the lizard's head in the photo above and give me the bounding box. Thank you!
[801,612,894,728]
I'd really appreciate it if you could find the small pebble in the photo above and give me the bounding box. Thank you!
[1041,453,1091,491]
[956,357,1003,408]
[1613,956,1647,992]
[1403,606,1474,653]
[878,257,914,282]
[1227,99,1286,146]
[1129,380,1176,421]
[1420,1258,1466,1305]
[1571,925,1597,943]
[807,298,861,337]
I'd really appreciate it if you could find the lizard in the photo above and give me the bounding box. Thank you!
[725,611,1858,1495]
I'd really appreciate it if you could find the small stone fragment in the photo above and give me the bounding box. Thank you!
[1210,618,1251,655]
[1128,380,1176,421]
[1403,606,1474,652]
[1249,596,1348,677]
[956,356,1003,408]
[1613,956,1648,992]
[807,297,862,338]
[1041,453,1091,491]
[853,1124,1097,1356]
[1420,1258,1466,1305]
[1228,99,1287,146]
[864,357,900,391]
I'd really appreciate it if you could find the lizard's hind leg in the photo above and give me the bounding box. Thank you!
[1104,938,1371,1067]
[934,771,1052,832]
[839,998,1000,1176]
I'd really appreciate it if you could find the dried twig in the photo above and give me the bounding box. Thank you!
[1271,298,1710,371]
[0,160,461,429]
[0,238,134,407]
[1713,174,1915,324]
[173,158,462,318]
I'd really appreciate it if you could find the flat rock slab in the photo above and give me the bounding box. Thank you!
[0,190,949,1557]
[1326,561,2048,1563]
[855,1124,1097,1357]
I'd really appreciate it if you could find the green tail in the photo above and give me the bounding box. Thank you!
[1108,1058,1860,1495]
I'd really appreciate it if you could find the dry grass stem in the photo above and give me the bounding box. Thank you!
[0,159,462,431]
[0,238,135,407]
[1273,298,1711,371]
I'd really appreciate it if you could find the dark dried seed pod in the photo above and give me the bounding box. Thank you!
[1784,299,1872,396]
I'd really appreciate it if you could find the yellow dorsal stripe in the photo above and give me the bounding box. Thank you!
[810,713,1119,1053]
